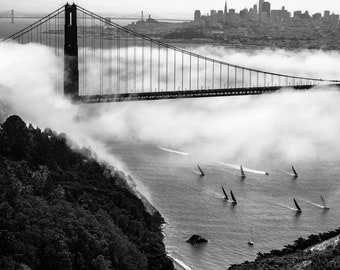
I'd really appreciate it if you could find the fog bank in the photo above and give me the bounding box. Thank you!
[1,42,340,168]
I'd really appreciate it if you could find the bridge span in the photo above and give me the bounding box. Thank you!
[2,3,339,103]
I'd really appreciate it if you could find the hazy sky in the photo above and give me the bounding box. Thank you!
[1,0,340,18]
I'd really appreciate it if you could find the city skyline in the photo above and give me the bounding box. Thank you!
[194,0,339,23]
[1,0,340,18]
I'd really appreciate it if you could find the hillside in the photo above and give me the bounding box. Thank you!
[229,228,340,270]
[0,115,174,270]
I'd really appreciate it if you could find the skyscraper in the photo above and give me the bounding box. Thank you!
[262,1,271,18]
[194,10,201,21]
[259,0,264,20]
[224,1,228,15]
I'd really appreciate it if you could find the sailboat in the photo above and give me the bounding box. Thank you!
[221,186,229,200]
[294,198,302,213]
[197,165,205,176]
[230,190,237,204]
[292,165,298,177]
[240,165,246,179]
[248,227,254,246]
[320,196,329,210]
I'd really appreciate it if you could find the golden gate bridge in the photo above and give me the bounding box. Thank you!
[2,3,339,103]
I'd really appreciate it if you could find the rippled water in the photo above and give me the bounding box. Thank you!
[107,141,340,270]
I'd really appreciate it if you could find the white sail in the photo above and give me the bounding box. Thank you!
[230,190,237,204]
[240,165,246,178]
[292,165,298,177]
[248,227,254,246]
[320,195,329,209]
[294,198,302,212]
[197,165,205,176]
[221,186,229,200]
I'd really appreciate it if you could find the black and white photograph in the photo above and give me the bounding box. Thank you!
[1,0,340,269]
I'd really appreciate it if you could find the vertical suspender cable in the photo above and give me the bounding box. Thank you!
[126,33,129,93]
[234,67,237,88]
[174,50,176,91]
[166,47,168,91]
[158,44,160,91]
[227,65,230,88]
[134,33,137,92]
[219,63,222,89]
[181,51,184,90]
[204,59,207,89]
[142,38,144,92]
[197,57,199,89]
[100,20,103,94]
[212,61,214,89]
[189,54,192,90]
[117,27,120,94]
[92,17,95,95]
[109,19,113,94]
[150,41,152,92]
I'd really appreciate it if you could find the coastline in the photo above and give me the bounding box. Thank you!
[167,254,194,270]
[0,115,175,270]
[117,169,193,270]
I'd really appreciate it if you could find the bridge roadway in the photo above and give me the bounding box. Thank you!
[74,84,340,103]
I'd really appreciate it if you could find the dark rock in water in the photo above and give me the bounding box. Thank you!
[186,235,208,245]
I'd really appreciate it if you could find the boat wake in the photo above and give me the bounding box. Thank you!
[208,191,225,200]
[280,170,296,177]
[218,162,268,175]
[301,198,329,209]
[276,203,299,211]
[302,199,325,209]
[167,254,194,270]
[158,146,190,156]
[189,169,202,175]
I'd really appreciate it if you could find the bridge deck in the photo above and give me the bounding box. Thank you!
[74,84,340,103]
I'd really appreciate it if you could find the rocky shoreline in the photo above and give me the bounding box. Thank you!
[229,227,340,269]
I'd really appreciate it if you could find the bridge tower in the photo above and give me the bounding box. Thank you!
[64,3,79,99]
[11,10,14,24]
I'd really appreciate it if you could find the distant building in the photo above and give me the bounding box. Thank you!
[240,8,249,19]
[210,9,219,23]
[300,11,310,19]
[271,6,290,21]
[217,10,224,22]
[251,4,258,20]
[294,10,302,19]
[260,11,268,21]
[262,1,271,18]
[191,1,338,26]
[330,13,340,21]
[224,1,228,22]
[194,10,201,22]
[146,15,159,23]
[224,1,228,15]
[249,6,258,20]
[324,10,330,18]
[312,13,322,19]
[258,0,264,20]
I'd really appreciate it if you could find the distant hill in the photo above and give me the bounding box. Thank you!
[229,228,340,270]
[0,115,174,270]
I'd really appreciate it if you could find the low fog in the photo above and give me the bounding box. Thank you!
[1,42,340,169]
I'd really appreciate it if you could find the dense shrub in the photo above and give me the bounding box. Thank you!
[0,115,174,270]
